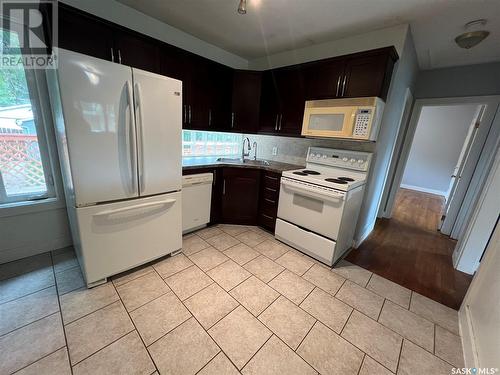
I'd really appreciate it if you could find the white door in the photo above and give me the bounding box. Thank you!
[132,69,182,196]
[57,49,138,206]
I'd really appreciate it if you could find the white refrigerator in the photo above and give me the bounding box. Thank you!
[48,49,182,287]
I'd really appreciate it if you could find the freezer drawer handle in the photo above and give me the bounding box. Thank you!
[93,199,176,218]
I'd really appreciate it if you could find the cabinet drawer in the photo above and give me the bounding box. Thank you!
[262,186,279,201]
[262,172,281,189]
[259,212,276,231]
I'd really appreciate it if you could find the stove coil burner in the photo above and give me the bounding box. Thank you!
[293,171,308,176]
[302,170,321,175]
[338,177,355,182]
[325,178,348,184]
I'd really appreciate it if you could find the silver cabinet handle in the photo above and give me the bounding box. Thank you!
[188,105,192,124]
[341,75,347,96]
[274,114,279,131]
[110,47,115,62]
[231,112,235,128]
[278,114,283,131]
[222,179,226,195]
[336,75,341,96]
[118,49,122,64]
[208,109,212,127]
[183,105,187,124]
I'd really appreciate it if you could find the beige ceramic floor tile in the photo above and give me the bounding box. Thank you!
[332,260,373,287]
[53,248,79,273]
[153,254,193,278]
[165,265,213,300]
[302,263,345,295]
[359,355,393,375]
[398,339,453,375]
[230,276,279,316]
[379,300,434,352]
[56,266,85,295]
[275,251,314,276]
[0,286,59,336]
[183,235,211,255]
[149,318,220,375]
[15,347,71,375]
[65,301,134,365]
[218,224,250,237]
[112,265,155,287]
[224,242,260,265]
[254,239,290,260]
[435,325,464,367]
[207,260,251,291]
[342,310,402,372]
[242,335,317,375]
[60,283,119,324]
[116,271,170,311]
[235,230,267,247]
[297,322,364,375]
[206,233,240,251]
[336,280,384,320]
[196,226,224,239]
[268,270,314,305]
[198,352,239,375]
[259,296,315,349]
[209,306,271,369]
[0,253,51,281]
[184,283,239,329]
[367,274,411,308]
[243,256,284,283]
[130,292,191,346]
[0,265,55,304]
[247,226,274,238]
[300,287,352,333]
[0,313,65,374]
[189,247,229,271]
[410,292,459,335]
[72,331,155,375]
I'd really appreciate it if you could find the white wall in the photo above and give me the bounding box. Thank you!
[401,105,478,197]
[354,30,420,245]
[60,0,248,69]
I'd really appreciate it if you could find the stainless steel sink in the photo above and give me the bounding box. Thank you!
[216,157,270,166]
[244,159,270,166]
[216,157,243,163]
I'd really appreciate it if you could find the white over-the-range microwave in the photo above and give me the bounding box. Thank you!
[301,97,385,141]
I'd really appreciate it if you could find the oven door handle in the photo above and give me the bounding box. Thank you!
[281,179,345,202]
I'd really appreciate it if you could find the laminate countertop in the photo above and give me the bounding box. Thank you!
[182,157,303,174]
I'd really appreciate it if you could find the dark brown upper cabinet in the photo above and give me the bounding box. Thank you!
[230,71,262,133]
[114,31,161,74]
[303,58,345,100]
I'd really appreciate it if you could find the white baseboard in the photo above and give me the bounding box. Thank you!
[354,220,375,248]
[400,184,448,198]
[0,236,72,264]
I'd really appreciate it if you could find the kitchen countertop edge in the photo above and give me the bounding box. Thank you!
[182,158,303,174]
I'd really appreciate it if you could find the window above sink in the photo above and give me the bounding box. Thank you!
[182,130,242,158]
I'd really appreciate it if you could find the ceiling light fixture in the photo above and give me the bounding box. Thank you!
[455,19,490,49]
[237,0,247,14]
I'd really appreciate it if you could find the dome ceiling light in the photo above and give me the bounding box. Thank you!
[455,19,490,49]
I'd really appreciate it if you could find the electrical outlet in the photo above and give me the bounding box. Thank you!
[272,146,278,156]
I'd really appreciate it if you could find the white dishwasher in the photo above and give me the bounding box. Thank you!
[182,173,213,233]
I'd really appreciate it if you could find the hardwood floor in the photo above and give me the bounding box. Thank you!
[346,188,472,310]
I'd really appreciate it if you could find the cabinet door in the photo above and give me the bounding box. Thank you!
[114,31,161,74]
[303,58,345,99]
[275,67,305,136]
[221,168,260,225]
[231,71,262,133]
[206,62,232,131]
[58,5,115,61]
[342,53,390,98]
[259,71,281,133]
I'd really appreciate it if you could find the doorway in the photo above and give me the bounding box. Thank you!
[347,96,500,309]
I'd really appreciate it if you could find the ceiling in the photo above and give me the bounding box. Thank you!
[115,0,500,69]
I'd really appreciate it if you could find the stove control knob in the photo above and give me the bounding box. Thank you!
[350,158,356,163]
[310,153,315,158]
[322,155,327,159]
[317,154,322,158]
[358,159,364,164]
[342,157,348,162]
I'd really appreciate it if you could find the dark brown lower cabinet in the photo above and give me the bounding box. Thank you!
[221,168,261,225]
[258,171,281,231]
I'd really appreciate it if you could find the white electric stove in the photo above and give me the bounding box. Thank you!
[275,147,372,266]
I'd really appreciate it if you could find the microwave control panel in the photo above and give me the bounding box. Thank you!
[353,109,373,137]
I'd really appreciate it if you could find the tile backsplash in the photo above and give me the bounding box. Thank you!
[243,133,376,166]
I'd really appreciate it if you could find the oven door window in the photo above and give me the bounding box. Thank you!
[293,193,324,213]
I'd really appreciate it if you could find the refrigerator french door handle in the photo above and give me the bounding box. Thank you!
[126,81,138,195]
[93,198,176,218]
[134,82,146,194]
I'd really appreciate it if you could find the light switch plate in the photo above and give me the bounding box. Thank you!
[272,146,278,156]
